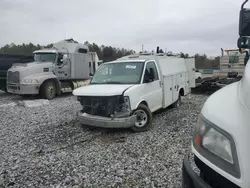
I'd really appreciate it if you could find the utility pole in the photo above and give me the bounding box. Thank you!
[142,45,144,52]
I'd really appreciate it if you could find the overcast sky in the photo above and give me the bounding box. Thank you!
[0,0,248,56]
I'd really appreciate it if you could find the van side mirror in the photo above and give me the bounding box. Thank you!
[144,69,154,83]
[144,76,153,83]
[239,1,250,36]
[149,68,155,79]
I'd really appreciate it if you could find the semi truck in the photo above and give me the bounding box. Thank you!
[73,50,196,132]
[6,39,101,99]
[182,1,250,187]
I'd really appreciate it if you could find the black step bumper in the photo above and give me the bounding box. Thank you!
[182,155,211,188]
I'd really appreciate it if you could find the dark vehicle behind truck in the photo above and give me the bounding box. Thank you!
[0,54,33,91]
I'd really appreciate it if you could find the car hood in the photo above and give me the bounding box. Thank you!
[73,84,134,96]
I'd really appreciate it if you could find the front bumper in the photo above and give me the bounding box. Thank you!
[78,112,137,128]
[182,154,240,188]
[7,83,40,95]
[182,155,211,188]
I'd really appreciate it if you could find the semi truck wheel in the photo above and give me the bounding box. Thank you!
[131,104,152,132]
[40,81,56,100]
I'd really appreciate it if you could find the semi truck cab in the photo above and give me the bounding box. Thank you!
[6,39,100,99]
[182,1,250,187]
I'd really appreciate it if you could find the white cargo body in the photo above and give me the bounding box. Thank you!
[73,53,195,132]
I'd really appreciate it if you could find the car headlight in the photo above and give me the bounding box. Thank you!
[122,96,131,111]
[193,115,240,178]
[23,79,39,84]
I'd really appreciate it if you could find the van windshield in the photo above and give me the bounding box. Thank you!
[34,53,57,63]
[91,62,144,84]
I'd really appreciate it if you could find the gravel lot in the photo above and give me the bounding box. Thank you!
[0,91,208,188]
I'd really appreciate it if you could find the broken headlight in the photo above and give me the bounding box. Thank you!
[122,96,131,112]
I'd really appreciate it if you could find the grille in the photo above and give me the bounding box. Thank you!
[8,85,19,90]
[79,96,122,117]
[7,71,20,83]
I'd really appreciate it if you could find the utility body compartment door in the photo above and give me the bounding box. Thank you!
[172,74,179,103]
[163,75,173,108]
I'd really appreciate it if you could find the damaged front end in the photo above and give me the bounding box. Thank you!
[76,95,136,128]
[77,95,131,117]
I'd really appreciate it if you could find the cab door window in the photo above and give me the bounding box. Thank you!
[143,61,159,83]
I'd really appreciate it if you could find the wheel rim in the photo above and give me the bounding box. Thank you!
[134,110,148,128]
[47,85,55,98]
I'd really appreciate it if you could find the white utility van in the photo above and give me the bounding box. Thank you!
[73,53,195,132]
[181,1,250,187]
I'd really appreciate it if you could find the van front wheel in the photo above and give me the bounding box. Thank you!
[131,104,152,132]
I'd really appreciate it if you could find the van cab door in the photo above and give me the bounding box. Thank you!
[141,61,163,112]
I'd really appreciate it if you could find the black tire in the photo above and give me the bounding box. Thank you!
[40,81,56,100]
[172,93,181,108]
[131,104,152,132]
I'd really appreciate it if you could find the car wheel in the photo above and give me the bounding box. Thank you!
[131,104,152,132]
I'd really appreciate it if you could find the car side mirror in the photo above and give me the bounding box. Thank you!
[239,1,250,36]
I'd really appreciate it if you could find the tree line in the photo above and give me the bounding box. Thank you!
[0,42,220,69]
[0,42,135,63]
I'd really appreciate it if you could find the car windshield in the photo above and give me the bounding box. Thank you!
[91,61,144,84]
[34,53,57,63]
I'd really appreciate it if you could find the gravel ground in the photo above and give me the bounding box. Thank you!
[0,91,208,188]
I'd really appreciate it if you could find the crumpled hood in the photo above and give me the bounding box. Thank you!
[73,84,134,96]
